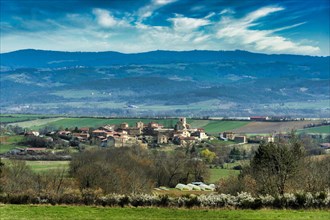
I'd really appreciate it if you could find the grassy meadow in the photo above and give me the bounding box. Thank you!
[209,168,240,183]
[0,135,26,154]
[300,125,330,134]
[24,160,70,172]
[1,205,329,220]
[1,159,70,173]
[0,114,57,123]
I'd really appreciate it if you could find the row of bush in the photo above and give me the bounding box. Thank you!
[0,191,329,209]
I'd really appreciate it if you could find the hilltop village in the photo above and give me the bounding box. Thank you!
[44,118,212,149]
[2,116,329,158]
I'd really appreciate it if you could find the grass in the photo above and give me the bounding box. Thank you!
[0,135,26,154]
[300,125,330,134]
[0,114,57,123]
[25,160,70,172]
[1,159,70,173]
[1,205,329,220]
[209,168,240,183]
[9,118,65,128]
[201,121,250,134]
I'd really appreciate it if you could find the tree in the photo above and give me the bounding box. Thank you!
[0,158,4,192]
[229,147,241,161]
[69,147,155,194]
[200,148,216,163]
[250,134,304,195]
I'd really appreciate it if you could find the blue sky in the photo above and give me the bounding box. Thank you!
[1,0,329,55]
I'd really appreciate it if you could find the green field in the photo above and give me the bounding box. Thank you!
[201,121,250,134]
[209,168,240,183]
[300,125,330,134]
[0,114,56,123]
[0,135,26,154]
[1,159,70,173]
[7,115,249,133]
[1,205,329,220]
[25,160,70,172]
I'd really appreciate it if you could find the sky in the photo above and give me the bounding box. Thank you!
[0,0,329,55]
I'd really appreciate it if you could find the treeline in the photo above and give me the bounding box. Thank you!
[0,146,209,195]
[218,134,330,196]
[1,134,330,209]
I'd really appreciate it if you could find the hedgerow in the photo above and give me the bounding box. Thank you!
[0,190,329,209]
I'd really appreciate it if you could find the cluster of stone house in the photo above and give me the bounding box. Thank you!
[220,132,275,144]
[59,117,210,148]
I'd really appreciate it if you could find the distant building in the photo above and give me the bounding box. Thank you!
[234,136,247,144]
[222,132,236,140]
[250,116,269,121]
[136,121,144,129]
[120,122,129,129]
[191,129,208,140]
[79,127,89,133]
[127,127,142,136]
[25,131,39,137]
[58,130,71,136]
[100,125,115,132]
[92,129,107,137]
[157,134,168,144]
[175,117,190,131]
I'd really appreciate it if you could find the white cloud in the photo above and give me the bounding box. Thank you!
[216,6,320,55]
[168,14,211,32]
[244,6,284,23]
[219,8,235,15]
[93,8,129,28]
[137,0,177,21]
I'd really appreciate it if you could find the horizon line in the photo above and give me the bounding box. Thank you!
[1,48,328,57]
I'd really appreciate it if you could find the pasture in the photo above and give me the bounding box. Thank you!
[1,159,70,173]
[300,125,330,134]
[209,168,240,183]
[24,160,70,172]
[1,205,329,220]
[0,114,56,123]
[0,135,25,154]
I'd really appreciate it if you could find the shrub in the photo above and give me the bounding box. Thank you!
[157,195,170,207]
[58,189,82,204]
[118,195,130,207]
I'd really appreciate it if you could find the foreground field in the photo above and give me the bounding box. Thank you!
[1,205,329,220]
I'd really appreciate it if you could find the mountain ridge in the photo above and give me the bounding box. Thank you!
[0,49,329,117]
[1,49,328,69]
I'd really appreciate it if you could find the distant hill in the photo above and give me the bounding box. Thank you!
[0,49,329,117]
[1,49,328,69]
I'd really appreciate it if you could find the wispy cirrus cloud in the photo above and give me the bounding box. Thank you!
[137,0,177,21]
[216,6,320,54]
